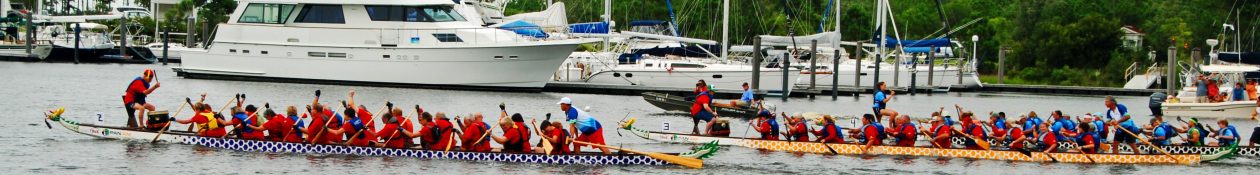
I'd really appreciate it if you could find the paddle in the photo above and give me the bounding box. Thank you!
[151,97,191,143]
[1118,126,1186,164]
[952,129,991,150]
[570,139,703,169]
[916,123,946,157]
[530,119,554,155]
[1068,141,1097,163]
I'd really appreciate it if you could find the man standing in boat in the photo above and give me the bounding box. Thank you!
[559,97,612,154]
[691,80,718,135]
[1104,96,1140,154]
[123,69,161,129]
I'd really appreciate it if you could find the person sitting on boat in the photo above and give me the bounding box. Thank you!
[1148,117,1174,146]
[720,82,755,108]
[396,112,438,149]
[751,111,780,140]
[228,106,265,140]
[873,82,899,121]
[1007,115,1028,150]
[537,119,571,154]
[983,112,1008,144]
[491,113,532,153]
[1210,119,1241,147]
[320,106,348,145]
[345,90,375,130]
[283,106,307,143]
[377,112,408,149]
[1049,111,1077,142]
[303,103,333,144]
[691,80,719,135]
[961,117,987,150]
[260,107,284,141]
[855,114,887,153]
[1036,122,1058,153]
[1248,80,1258,100]
[706,119,732,137]
[1024,111,1043,136]
[1232,83,1248,102]
[175,103,229,137]
[428,112,459,150]
[461,113,493,152]
[812,115,844,144]
[343,108,376,147]
[887,115,917,147]
[559,97,612,154]
[1076,123,1100,154]
[123,69,161,129]
[1104,96,1140,154]
[926,115,953,148]
[785,115,809,142]
[1175,118,1207,146]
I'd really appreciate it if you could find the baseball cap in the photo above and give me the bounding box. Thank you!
[557,97,573,105]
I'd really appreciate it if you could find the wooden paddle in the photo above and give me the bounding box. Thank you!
[1069,141,1097,163]
[952,129,991,150]
[570,140,703,169]
[1118,127,1186,164]
[151,97,191,143]
[530,119,554,155]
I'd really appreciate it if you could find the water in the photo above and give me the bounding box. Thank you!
[2,61,1257,174]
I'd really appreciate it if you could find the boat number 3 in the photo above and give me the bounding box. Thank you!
[663,122,670,131]
[97,113,104,122]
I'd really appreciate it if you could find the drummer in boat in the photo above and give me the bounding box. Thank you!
[123,69,161,129]
[559,97,612,154]
[873,82,898,122]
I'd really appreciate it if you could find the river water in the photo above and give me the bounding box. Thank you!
[2,62,1256,174]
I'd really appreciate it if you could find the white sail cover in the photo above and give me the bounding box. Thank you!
[503,2,568,30]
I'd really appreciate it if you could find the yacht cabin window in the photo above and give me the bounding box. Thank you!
[365,5,466,22]
[295,5,345,24]
[670,63,707,69]
[238,3,296,24]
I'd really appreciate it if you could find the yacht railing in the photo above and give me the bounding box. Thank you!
[214,24,589,47]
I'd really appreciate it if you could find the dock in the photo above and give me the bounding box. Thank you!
[972,84,1160,96]
[544,82,817,99]
[0,49,37,62]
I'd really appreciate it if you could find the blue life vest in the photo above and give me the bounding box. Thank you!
[1220,126,1241,146]
[873,91,887,109]
[818,122,844,139]
[964,124,987,146]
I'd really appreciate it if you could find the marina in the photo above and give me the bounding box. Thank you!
[5,0,1260,174]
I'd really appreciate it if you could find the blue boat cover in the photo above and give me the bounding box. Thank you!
[876,35,952,48]
[1219,52,1260,65]
[497,20,548,38]
[569,22,610,34]
[629,20,667,26]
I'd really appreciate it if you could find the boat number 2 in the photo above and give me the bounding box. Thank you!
[96,113,104,122]
[663,122,670,131]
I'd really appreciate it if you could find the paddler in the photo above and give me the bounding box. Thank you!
[854,114,886,152]
[1050,111,1077,142]
[429,112,458,150]
[961,115,987,150]
[491,113,532,153]
[812,115,844,143]
[750,111,780,140]
[1006,114,1028,150]
[281,106,306,143]
[537,118,571,154]
[228,105,265,140]
[260,107,285,141]
[691,80,719,134]
[345,90,376,130]
[123,69,161,129]
[1104,96,1140,154]
[396,112,439,149]
[376,111,408,148]
[985,112,1008,142]
[460,113,492,152]
[1174,118,1206,146]
[343,108,376,147]
[175,103,228,137]
[1148,117,1172,146]
[887,115,917,147]
[304,103,331,144]
[785,115,809,142]
[926,115,953,148]
[1210,119,1241,147]
[1036,122,1058,153]
[559,97,612,154]
[873,82,899,121]
[1076,123,1100,154]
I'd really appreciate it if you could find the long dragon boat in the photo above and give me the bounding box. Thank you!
[45,110,718,167]
[619,119,1233,165]
[953,137,1258,158]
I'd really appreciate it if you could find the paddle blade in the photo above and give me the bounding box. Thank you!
[1016,149,1032,158]
[44,119,52,129]
[977,139,991,150]
[643,152,704,169]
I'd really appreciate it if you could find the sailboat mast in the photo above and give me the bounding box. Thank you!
[722,0,729,60]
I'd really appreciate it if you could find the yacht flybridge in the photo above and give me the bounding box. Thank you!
[174,0,598,90]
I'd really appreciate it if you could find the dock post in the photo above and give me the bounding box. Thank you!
[873,44,880,91]
[810,40,817,90]
[894,53,900,88]
[783,52,790,101]
[185,16,194,47]
[1192,48,1201,66]
[162,29,170,65]
[24,14,32,57]
[1167,46,1176,94]
[912,54,919,95]
[120,15,128,60]
[752,37,762,91]
[855,42,863,88]
[928,46,936,87]
[74,23,81,64]
[998,48,1006,84]
[832,49,840,99]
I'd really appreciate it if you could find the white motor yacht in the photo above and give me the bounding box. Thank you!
[1163,65,1258,119]
[175,0,598,89]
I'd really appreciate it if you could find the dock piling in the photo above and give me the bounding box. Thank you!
[1167,46,1176,94]
[74,23,80,64]
[810,40,817,90]
[120,15,128,60]
[928,46,936,87]
[24,14,32,57]
[752,37,761,91]
[855,42,862,88]
[162,29,170,65]
[832,49,839,100]
[782,52,790,101]
[998,48,1006,84]
[910,53,917,95]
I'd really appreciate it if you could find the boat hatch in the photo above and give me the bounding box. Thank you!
[433,33,463,42]
[670,63,706,69]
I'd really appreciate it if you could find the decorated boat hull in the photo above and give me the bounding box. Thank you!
[621,122,1220,165]
[48,113,713,167]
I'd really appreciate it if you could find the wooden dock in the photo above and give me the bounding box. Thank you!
[974,84,1160,96]
[0,49,37,62]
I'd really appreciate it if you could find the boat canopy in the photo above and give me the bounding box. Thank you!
[1218,52,1260,65]
[629,20,667,26]
[502,2,568,29]
[569,21,610,34]
[1200,65,1260,73]
[619,44,723,63]
[879,35,952,48]
[489,19,547,38]
[759,32,840,47]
